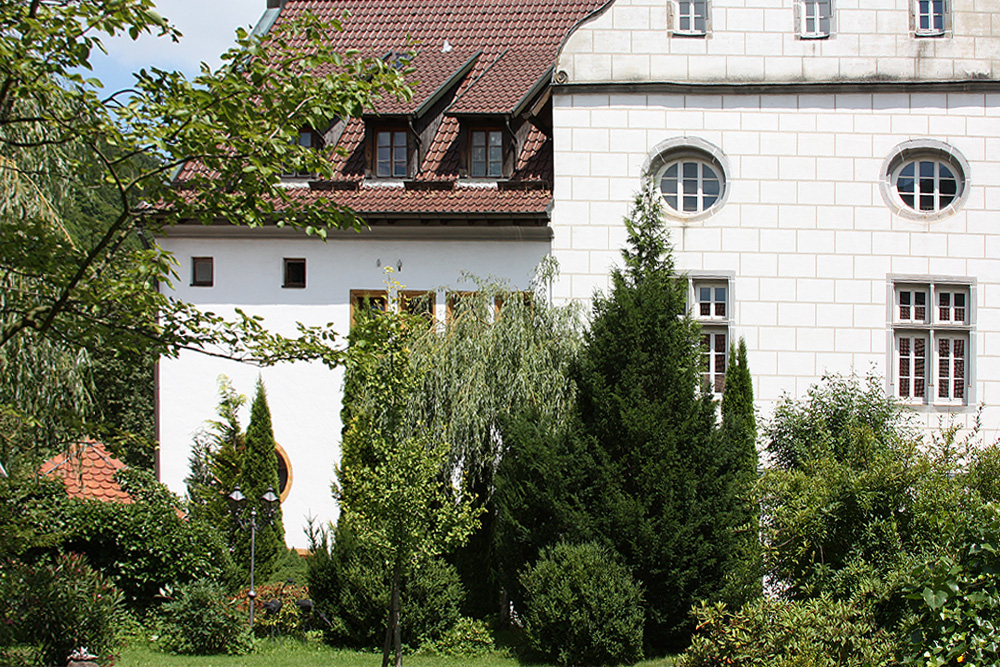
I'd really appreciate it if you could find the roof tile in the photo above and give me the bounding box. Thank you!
[39,439,133,504]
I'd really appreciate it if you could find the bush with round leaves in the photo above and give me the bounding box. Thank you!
[158,579,250,655]
[521,541,643,666]
[0,553,123,667]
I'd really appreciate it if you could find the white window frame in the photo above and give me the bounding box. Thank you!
[691,275,732,396]
[669,0,710,36]
[879,140,969,222]
[888,278,974,409]
[657,157,725,216]
[913,0,948,36]
[796,0,833,39]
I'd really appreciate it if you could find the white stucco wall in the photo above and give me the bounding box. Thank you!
[158,232,550,547]
[550,87,1000,438]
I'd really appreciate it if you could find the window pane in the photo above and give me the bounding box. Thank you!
[472,131,485,147]
[489,131,502,147]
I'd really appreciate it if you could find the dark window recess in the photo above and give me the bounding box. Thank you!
[192,257,214,286]
[376,130,408,178]
[283,258,306,288]
[283,128,322,178]
[471,130,503,178]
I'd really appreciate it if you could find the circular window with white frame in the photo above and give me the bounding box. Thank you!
[880,140,969,221]
[643,137,730,221]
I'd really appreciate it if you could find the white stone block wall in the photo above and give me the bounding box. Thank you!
[557,0,1000,84]
[551,89,1000,438]
[157,234,549,546]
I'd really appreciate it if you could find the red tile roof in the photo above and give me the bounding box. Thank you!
[175,0,609,220]
[39,439,132,504]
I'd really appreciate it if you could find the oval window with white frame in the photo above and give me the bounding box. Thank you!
[643,137,730,221]
[880,140,969,221]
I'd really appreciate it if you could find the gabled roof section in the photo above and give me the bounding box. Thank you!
[368,50,480,117]
[447,49,554,116]
[39,438,132,504]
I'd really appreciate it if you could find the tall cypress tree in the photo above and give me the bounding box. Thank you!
[237,378,285,584]
[576,185,736,651]
[718,337,761,604]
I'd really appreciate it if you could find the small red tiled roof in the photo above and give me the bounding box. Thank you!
[39,439,132,504]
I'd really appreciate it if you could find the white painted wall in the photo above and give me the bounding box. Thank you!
[158,233,549,547]
[550,88,1000,438]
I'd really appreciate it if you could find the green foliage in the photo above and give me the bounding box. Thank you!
[493,411,604,608]
[0,474,70,559]
[159,579,250,656]
[520,542,644,667]
[576,185,752,649]
[336,295,480,665]
[62,468,236,611]
[235,379,286,585]
[307,523,466,651]
[718,338,761,604]
[900,503,1000,667]
[0,552,124,667]
[758,374,967,610]
[422,617,496,657]
[678,596,895,667]
[235,581,310,638]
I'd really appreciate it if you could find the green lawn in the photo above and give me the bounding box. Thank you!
[119,639,676,667]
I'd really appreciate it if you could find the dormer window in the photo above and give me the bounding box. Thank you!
[470,129,503,178]
[283,127,323,178]
[376,129,409,178]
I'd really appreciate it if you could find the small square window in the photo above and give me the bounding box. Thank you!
[283,258,306,289]
[913,0,947,36]
[798,0,832,38]
[674,0,708,35]
[191,257,213,287]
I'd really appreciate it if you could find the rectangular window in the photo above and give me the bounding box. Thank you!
[350,289,388,328]
[470,130,503,178]
[891,280,971,406]
[376,129,408,178]
[914,0,946,35]
[191,257,213,287]
[676,0,708,35]
[400,290,436,324]
[799,0,832,38]
[282,127,321,178]
[691,277,731,395]
[283,258,306,289]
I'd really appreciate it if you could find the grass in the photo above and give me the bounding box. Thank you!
[118,638,677,667]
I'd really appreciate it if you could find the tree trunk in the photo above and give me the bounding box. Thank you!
[392,560,403,667]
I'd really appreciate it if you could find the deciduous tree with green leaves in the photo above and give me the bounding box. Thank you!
[336,301,480,667]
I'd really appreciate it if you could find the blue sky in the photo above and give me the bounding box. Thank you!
[87,0,265,94]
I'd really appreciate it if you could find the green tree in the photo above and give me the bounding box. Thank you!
[576,184,740,651]
[234,378,285,585]
[718,337,761,603]
[336,300,479,667]
[0,0,411,470]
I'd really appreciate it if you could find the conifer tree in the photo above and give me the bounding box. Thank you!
[576,184,737,651]
[718,337,761,603]
[236,378,285,584]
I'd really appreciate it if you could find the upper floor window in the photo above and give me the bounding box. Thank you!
[891,279,973,407]
[879,140,968,221]
[282,127,323,178]
[914,0,947,35]
[798,0,832,38]
[691,277,731,395]
[470,129,503,178]
[659,159,723,215]
[375,129,408,178]
[191,257,213,287]
[672,0,708,36]
[283,258,306,289]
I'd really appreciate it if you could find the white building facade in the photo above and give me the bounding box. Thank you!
[550,0,1000,436]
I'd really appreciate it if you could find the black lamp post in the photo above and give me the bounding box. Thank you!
[227,485,280,626]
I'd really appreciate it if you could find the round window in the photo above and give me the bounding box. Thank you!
[880,140,969,220]
[892,158,961,213]
[658,159,723,214]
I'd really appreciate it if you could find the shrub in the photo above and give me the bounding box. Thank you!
[0,553,123,667]
[307,524,465,650]
[423,617,495,657]
[521,542,643,666]
[159,579,250,655]
[678,596,895,667]
[235,581,309,638]
[62,468,236,611]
